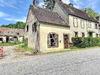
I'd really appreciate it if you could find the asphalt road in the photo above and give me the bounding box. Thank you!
[0,48,100,75]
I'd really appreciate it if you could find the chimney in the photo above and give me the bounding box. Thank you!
[33,0,38,7]
[69,3,73,7]
[85,8,87,13]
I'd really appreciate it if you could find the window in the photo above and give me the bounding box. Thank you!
[32,22,37,32]
[96,34,98,37]
[73,18,78,27]
[82,33,85,37]
[26,25,29,32]
[88,32,93,37]
[88,21,91,28]
[95,24,98,29]
[74,32,78,37]
[0,32,2,34]
[47,33,58,47]
[81,20,84,29]
[17,32,19,35]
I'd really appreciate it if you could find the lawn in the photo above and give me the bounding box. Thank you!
[44,46,100,54]
[0,42,22,46]
[18,45,34,52]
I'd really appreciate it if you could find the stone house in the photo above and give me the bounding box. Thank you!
[0,27,24,43]
[96,16,100,37]
[25,0,99,51]
[53,1,99,42]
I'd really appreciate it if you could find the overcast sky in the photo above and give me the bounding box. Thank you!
[0,0,100,25]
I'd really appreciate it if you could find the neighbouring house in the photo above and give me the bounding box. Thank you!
[25,0,99,51]
[96,16,100,37]
[53,0,99,42]
[0,27,24,43]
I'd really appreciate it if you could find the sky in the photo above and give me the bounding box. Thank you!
[0,0,100,26]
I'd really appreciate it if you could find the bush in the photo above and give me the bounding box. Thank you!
[9,38,14,41]
[72,37,83,46]
[72,37,100,48]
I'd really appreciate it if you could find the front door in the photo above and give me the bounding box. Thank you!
[64,34,69,49]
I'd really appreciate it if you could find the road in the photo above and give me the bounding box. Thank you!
[0,48,100,75]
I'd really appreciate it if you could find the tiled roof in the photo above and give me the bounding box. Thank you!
[30,5,69,27]
[0,27,24,36]
[58,1,98,23]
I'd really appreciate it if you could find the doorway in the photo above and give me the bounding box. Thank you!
[6,36,9,43]
[64,34,69,49]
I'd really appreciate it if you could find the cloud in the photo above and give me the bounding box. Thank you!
[38,2,45,8]
[72,0,83,8]
[62,0,70,4]
[5,17,26,22]
[0,11,9,18]
[85,0,97,9]
[0,0,17,8]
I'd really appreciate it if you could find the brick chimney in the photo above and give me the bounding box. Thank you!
[69,3,73,7]
[85,8,87,13]
[33,0,38,7]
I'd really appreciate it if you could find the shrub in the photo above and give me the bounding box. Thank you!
[72,37,100,48]
[9,38,14,41]
[72,37,83,46]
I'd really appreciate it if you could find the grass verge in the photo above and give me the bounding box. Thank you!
[18,45,34,52]
[0,42,22,46]
[43,46,100,54]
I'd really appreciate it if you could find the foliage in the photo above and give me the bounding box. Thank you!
[9,38,14,41]
[19,45,34,52]
[72,37,100,48]
[44,0,62,10]
[72,37,83,46]
[0,42,22,46]
[22,38,28,46]
[70,46,78,49]
[0,21,26,29]
[81,8,100,19]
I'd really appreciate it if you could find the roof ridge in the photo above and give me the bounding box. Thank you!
[59,1,87,14]
[58,1,98,22]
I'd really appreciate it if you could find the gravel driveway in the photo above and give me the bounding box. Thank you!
[0,47,100,75]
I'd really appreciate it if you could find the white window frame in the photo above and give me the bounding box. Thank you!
[81,20,84,29]
[73,18,78,27]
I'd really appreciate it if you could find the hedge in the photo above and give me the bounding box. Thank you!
[72,37,100,48]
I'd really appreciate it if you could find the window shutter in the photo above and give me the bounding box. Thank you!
[47,34,50,47]
[55,34,58,47]
[77,18,78,27]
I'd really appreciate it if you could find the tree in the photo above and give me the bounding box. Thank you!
[44,0,62,10]
[0,21,26,29]
[81,8,100,19]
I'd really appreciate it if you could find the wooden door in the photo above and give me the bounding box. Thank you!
[64,34,69,49]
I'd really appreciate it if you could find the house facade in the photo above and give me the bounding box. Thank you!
[25,0,99,51]
[53,1,99,42]
[25,4,70,51]
[96,16,100,37]
[0,27,24,43]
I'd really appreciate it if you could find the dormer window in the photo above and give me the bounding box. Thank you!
[8,32,10,33]
[0,31,2,34]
